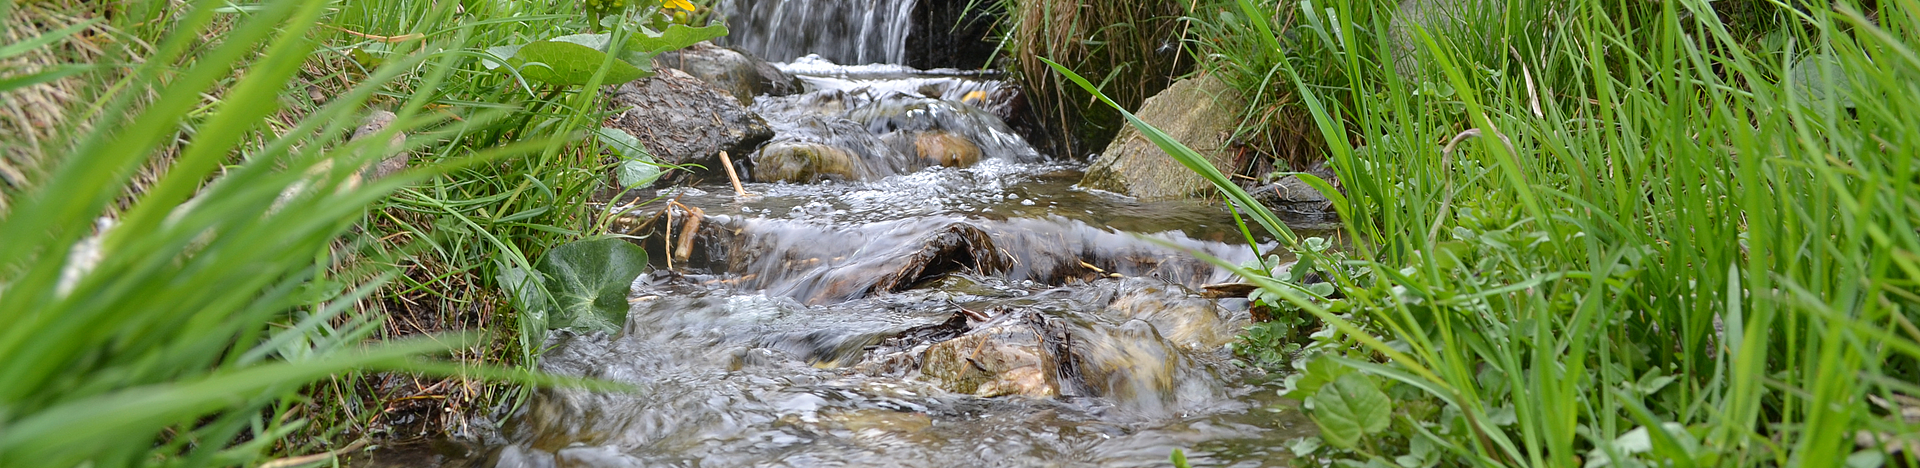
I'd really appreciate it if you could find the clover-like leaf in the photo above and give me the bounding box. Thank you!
[1308,373,1392,448]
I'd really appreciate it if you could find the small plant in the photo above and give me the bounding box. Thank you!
[480,11,726,87]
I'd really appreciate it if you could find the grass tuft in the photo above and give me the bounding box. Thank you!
[1056,0,1920,464]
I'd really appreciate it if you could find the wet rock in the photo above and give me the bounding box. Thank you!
[920,311,1063,398]
[1249,161,1341,230]
[1078,74,1245,201]
[911,131,981,168]
[1098,278,1240,350]
[603,68,773,178]
[753,141,862,182]
[745,116,920,183]
[1072,319,1185,411]
[652,41,801,105]
[629,209,1013,305]
[846,97,1043,165]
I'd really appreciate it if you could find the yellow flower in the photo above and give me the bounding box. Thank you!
[662,0,695,12]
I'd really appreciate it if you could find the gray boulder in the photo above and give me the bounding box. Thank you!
[603,68,773,177]
[652,41,801,106]
[1077,74,1244,201]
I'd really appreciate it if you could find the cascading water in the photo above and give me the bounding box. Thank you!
[715,0,917,64]
[363,8,1326,468]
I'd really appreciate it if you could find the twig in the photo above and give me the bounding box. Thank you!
[322,24,425,43]
[718,151,749,197]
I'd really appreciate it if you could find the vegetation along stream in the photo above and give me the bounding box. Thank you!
[432,31,1318,467]
[7,0,1919,466]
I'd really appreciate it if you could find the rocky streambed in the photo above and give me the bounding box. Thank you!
[370,40,1329,467]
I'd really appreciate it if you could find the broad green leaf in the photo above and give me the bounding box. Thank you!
[536,238,650,333]
[1397,436,1439,468]
[548,33,616,50]
[628,23,727,54]
[498,264,550,336]
[1788,53,1855,108]
[546,34,656,71]
[599,128,663,189]
[618,160,663,189]
[1289,436,1324,457]
[1308,373,1391,448]
[1282,354,1354,400]
[480,44,524,70]
[597,127,652,160]
[508,41,647,86]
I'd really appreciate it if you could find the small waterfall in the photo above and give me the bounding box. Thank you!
[716,0,917,65]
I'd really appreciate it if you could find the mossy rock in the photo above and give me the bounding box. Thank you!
[752,141,862,183]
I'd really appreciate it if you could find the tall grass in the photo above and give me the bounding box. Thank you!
[0,0,643,463]
[283,0,653,446]
[1061,0,1920,465]
[990,0,1191,157]
[0,0,533,465]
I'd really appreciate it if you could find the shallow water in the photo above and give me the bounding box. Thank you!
[375,60,1312,468]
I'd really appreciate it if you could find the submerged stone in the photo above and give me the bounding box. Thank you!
[919,312,1062,398]
[752,141,863,183]
[1096,278,1240,350]
[911,130,981,168]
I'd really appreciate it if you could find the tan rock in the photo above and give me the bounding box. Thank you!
[1077,74,1244,201]
[919,320,1059,398]
[912,131,982,168]
[752,141,862,183]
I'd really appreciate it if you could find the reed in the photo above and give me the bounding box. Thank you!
[991,0,1191,157]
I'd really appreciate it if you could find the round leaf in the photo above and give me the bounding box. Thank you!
[1308,373,1392,448]
[537,238,651,333]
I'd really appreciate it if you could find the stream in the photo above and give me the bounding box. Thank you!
[369,3,1317,466]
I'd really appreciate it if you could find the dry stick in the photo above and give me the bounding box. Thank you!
[321,24,425,43]
[718,151,748,197]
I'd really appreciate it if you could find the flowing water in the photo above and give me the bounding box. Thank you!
[372,11,1319,467]
[715,0,915,64]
